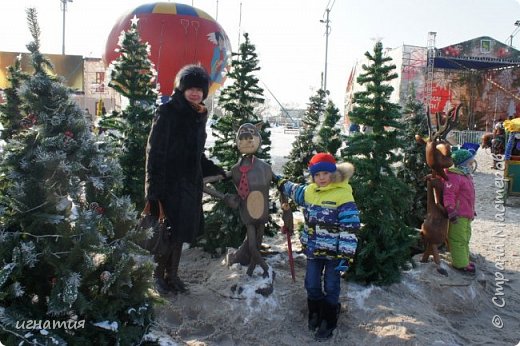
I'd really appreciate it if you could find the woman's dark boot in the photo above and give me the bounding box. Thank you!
[153,255,170,295]
[166,240,188,294]
[314,302,339,341]
[307,299,322,331]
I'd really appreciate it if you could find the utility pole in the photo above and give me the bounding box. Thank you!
[320,7,331,92]
[237,2,243,48]
[509,20,520,47]
[60,0,73,55]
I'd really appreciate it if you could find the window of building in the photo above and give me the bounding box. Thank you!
[95,72,105,92]
[480,39,491,54]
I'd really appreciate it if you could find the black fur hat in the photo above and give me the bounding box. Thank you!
[174,64,210,100]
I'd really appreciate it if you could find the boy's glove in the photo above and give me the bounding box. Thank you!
[275,175,287,193]
[335,259,348,272]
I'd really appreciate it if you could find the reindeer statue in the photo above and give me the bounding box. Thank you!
[415,105,461,276]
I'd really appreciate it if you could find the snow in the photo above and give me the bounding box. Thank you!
[92,321,118,332]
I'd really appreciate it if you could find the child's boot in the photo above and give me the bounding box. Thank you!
[315,302,339,341]
[307,299,322,331]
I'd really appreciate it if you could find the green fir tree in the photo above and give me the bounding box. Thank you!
[202,33,272,253]
[0,10,154,345]
[0,56,30,205]
[0,55,29,142]
[340,41,416,285]
[397,92,429,229]
[99,16,158,210]
[282,89,326,183]
[316,99,343,156]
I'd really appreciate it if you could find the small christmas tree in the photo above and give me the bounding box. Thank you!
[397,92,429,229]
[99,15,158,211]
[0,55,28,142]
[282,89,326,183]
[0,55,29,205]
[203,33,272,253]
[0,9,154,345]
[341,41,416,285]
[316,99,343,156]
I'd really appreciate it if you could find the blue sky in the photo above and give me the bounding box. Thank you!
[1,0,520,110]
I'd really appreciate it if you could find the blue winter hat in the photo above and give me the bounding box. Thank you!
[308,153,337,176]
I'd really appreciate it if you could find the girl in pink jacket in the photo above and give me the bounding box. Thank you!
[443,148,476,273]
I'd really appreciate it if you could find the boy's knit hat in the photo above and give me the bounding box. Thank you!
[451,148,475,166]
[308,153,337,176]
[174,64,210,100]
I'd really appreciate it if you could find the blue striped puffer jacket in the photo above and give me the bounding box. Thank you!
[279,179,360,263]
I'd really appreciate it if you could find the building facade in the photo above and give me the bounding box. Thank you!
[344,36,520,131]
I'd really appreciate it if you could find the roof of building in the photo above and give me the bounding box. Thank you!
[434,36,520,70]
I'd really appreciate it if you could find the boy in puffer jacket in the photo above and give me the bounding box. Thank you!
[277,153,360,341]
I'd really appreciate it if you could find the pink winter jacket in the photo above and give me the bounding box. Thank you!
[443,168,476,220]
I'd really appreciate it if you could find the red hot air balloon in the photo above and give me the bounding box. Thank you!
[104,2,232,97]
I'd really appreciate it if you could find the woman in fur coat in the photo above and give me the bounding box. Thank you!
[145,64,225,294]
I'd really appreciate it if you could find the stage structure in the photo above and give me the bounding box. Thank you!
[344,36,520,131]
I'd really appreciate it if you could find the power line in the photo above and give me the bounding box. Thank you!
[260,80,295,123]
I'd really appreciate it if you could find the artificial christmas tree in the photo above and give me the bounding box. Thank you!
[341,41,416,285]
[397,92,430,229]
[0,9,154,345]
[203,33,272,254]
[282,88,326,183]
[316,100,343,156]
[0,55,28,142]
[99,15,158,211]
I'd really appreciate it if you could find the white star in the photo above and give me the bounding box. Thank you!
[16,54,22,61]
[130,15,139,26]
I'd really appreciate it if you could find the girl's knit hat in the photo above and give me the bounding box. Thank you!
[308,153,337,176]
[451,148,475,166]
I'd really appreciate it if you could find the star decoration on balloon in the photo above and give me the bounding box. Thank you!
[130,15,139,26]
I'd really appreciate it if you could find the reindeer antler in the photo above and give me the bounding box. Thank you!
[431,105,461,141]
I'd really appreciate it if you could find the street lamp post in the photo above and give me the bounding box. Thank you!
[61,0,73,55]
[320,8,331,92]
[508,20,520,47]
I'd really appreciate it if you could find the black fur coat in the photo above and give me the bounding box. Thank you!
[145,90,223,243]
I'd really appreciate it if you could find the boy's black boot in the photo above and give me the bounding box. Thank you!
[314,302,339,341]
[307,299,322,331]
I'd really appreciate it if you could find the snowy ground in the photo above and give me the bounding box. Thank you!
[149,127,520,346]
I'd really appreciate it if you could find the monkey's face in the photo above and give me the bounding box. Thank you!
[236,124,261,154]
